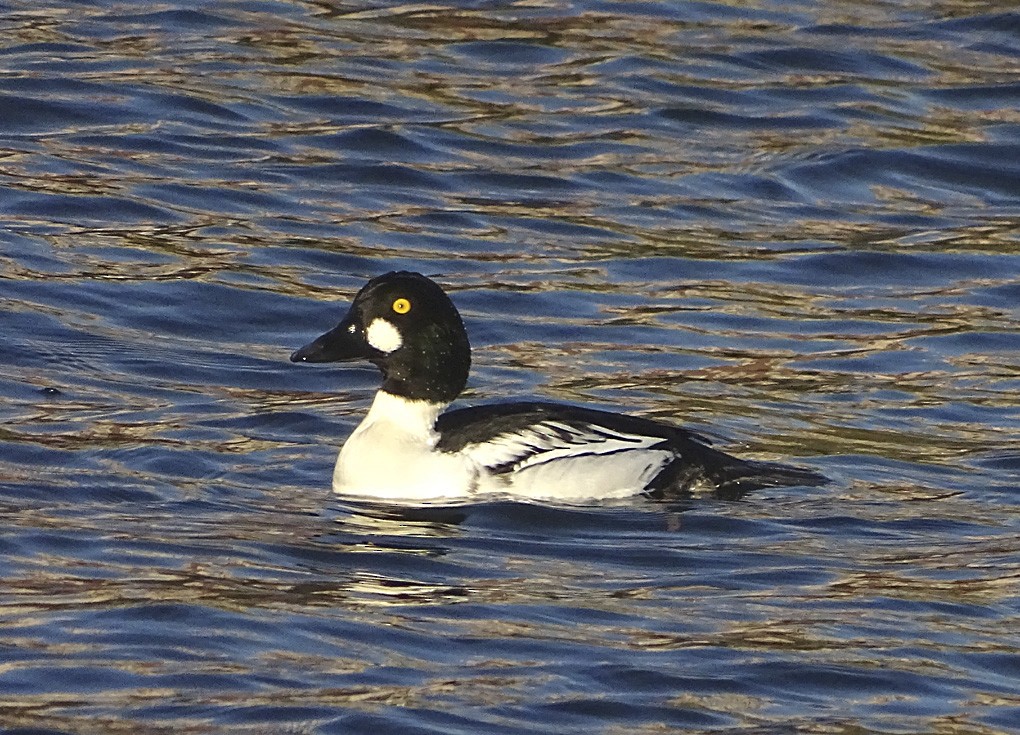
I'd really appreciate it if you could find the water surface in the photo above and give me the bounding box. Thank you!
[2,1,1019,733]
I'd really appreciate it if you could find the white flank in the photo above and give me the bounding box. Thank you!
[365,318,403,353]
[464,420,676,500]
[499,449,674,500]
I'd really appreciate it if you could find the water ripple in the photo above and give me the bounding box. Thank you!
[1,0,1019,733]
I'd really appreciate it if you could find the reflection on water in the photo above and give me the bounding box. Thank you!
[2,0,1019,733]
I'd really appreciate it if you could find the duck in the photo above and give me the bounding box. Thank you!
[291,271,825,502]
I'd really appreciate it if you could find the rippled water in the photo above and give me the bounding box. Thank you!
[2,0,1019,732]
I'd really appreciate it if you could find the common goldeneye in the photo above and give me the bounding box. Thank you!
[291,271,824,501]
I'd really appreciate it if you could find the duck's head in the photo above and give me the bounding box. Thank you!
[291,271,470,404]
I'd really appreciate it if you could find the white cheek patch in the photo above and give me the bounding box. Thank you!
[365,318,403,353]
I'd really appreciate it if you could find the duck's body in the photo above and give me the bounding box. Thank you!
[292,271,824,502]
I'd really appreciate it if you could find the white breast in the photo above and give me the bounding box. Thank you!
[333,392,476,500]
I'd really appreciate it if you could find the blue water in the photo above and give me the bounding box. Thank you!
[2,1,1019,732]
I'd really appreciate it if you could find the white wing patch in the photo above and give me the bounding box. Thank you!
[463,421,677,500]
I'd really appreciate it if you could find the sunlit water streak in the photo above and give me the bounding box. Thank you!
[1,1,1018,733]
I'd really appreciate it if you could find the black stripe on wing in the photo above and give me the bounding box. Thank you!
[484,423,671,476]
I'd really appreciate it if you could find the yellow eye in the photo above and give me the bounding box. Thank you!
[392,297,411,314]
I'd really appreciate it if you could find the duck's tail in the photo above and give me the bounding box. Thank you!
[708,457,827,499]
[651,443,827,500]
